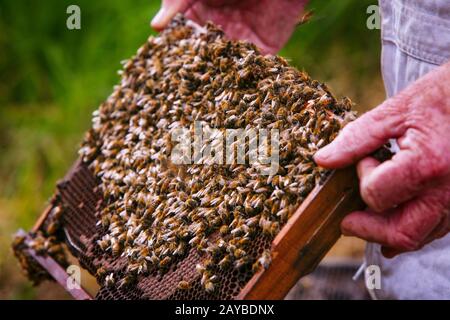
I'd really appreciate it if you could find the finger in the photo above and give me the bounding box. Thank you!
[314,100,407,169]
[356,156,399,212]
[358,150,436,212]
[423,210,450,243]
[357,156,379,181]
[151,0,197,31]
[381,213,449,258]
[341,194,444,253]
[184,5,205,26]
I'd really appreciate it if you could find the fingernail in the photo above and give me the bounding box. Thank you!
[151,8,166,29]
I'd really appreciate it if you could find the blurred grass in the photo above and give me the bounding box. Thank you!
[0,0,382,299]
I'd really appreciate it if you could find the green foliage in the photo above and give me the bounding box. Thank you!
[285,0,381,77]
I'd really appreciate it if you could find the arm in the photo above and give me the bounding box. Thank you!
[314,62,450,258]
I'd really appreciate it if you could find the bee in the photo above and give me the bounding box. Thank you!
[46,221,59,235]
[178,280,191,290]
[271,188,284,199]
[197,238,208,251]
[270,201,280,215]
[47,243,63,255]
[249,96,260,108]
[259,217,271,234]
[185,197,198,209]
[200,72,211,83]
[12,234,26,248]
[51,206,63,220]
[112,240,121,256]
[244,202,254,215]
[276,208,289,222]
[245,216,259,227]
[228,180,240,189]
[204,281,215,294]
[252,261,262,273]
[316,138,325,148]
[188,236,201,247]
[238,237,250,247]
[260,217,280,236]
[234,257,251,270]
[205,243,223,259]
[105,273,115,287]
[234,248,246,259]
[148,253,160,265]
[251,195,264,210]
[196,263,206,274]
[29,239,46,254]
[202,259,214,270]
[211,217,223,227]
[268,221,280,236]
[118,274,136,289]
[177,228,190,240]
[258,250,272,269]
[96,267,107,278]
[230,225,246,237]
[173,242,187,256]
[255,187,269,194]
[238,67,253,85]
[101,215,110,228]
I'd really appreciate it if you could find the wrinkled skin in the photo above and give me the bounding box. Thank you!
[151,1,450,258]
[151,0,308,54]
[315,62,450,258]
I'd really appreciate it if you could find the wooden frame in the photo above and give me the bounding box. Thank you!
[239,166,365,299]
[16,230,93,300]
[27,166,363,300]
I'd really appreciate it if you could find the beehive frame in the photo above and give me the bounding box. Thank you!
[24,161,363,300]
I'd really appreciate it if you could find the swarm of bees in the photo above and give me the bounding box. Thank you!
[79,15,355,294]
[12,203,69,285]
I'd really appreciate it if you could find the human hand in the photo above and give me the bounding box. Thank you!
[314,62,450,258]
[151,0,308,54]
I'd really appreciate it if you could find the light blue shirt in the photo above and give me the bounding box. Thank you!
[366,0,450,300]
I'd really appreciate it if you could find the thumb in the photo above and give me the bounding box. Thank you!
[151,0,197,31]
[314,100,407,169]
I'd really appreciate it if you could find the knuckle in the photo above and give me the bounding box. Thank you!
[374,98,407,125]
[405,128,450,181]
